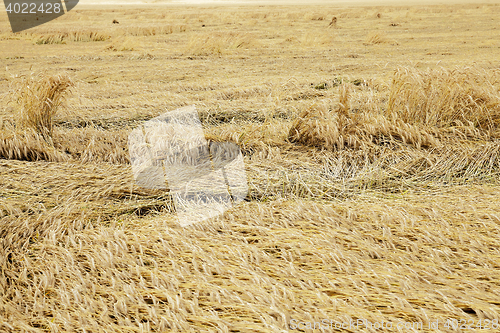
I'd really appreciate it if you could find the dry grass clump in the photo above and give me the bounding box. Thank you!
[387,66,500,134]
[104,36,139,52]
[68,31,110,42]
[288,86,439,151]
[0,124,130,164]
[184,32,259,56]
[287,71,500,186]
[363,31,396,45]
[32,33,66,45]
[298,31,335,46]
[288,102,355,149]
[32,31,110,44]
[0,74,73,161]
[1,74,134,164]
[14,73,74,140]
[290,66,500,152]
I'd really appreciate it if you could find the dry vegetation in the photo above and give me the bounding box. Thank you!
[1,2,500,332]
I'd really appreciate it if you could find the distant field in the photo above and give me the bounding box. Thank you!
[77,0,500,5]
[1,2,500,332]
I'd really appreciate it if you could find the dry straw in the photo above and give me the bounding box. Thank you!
[287,67,500,187]
[32,31,110,44]
[184,32,259,56]
[1,5,500,331]
[2,160,499,331]
[15,73,74,140]
[387,66,500,133]
[0,74,73,161]
[364,31,392,45]
[123,25,187,36]
[288,83,438,152]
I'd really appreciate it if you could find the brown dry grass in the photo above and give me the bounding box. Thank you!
[1,2,500,332]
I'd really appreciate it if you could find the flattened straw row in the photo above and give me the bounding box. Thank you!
[0,129,69,162]
[33,31,110,44]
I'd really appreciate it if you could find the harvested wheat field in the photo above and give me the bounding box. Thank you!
[1,1,500,332]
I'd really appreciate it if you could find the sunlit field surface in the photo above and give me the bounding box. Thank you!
[1,2,500,331]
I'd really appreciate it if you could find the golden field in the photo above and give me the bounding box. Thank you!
[1,2,500,332]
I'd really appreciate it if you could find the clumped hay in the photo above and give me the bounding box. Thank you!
[32,31,110,44]
[364,31,391,45]
[288,92,438,151]
[0,74,74,162]
[14,73,74,140]
[184,32,259,56]
[32,33,66,45]
[2,73,135,164]
[288,102,356,149]
[68,30,110,42]
[205,120,291,154]
[387,66,500,134]
[287,70,500,186]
